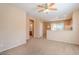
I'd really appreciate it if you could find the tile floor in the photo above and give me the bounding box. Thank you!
[0,39,79,55]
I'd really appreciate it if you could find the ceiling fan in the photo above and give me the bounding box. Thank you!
[37,3,57,13]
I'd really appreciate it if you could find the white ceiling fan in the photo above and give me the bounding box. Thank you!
[37,3,57,13]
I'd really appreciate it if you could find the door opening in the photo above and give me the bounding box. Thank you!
[29,20,34,38]
[43,22,51,39]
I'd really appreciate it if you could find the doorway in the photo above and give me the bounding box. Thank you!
[43,22,51,39]
[29,20,34,38]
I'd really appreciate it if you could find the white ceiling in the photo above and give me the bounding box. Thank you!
[8,3,79,21]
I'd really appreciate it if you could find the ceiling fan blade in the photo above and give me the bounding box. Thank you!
[38,9,45,12]
[48,4,57,10]
[48,3,55,7]
[37,7,45,10]
[49,8,57,10]
[37,5,44,8]
[37,5,44,11]
[37,7,45,12]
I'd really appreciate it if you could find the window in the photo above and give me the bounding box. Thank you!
[51,23,64,31]
[45,19,72,31]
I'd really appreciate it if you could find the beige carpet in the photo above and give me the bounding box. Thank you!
[0,39,79,55]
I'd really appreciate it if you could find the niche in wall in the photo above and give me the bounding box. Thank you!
[64,19,72,30]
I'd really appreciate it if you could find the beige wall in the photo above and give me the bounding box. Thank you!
[47,10,79,45]
[34,19,43,38]
[0,4,27,52]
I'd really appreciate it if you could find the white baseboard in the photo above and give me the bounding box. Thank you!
[0,40,26,52]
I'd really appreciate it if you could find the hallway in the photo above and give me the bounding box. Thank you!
[1,39,79,55]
